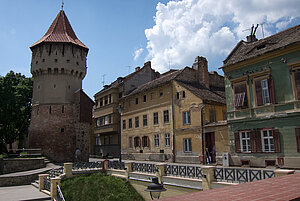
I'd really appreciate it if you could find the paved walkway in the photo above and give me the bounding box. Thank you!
[0,185,50,201]
[157,173,300,201]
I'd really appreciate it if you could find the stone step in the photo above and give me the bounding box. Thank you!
[31,181,39,189]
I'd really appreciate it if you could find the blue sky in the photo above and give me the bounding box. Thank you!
[1,0,300,98]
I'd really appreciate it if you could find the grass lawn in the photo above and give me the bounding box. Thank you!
[60,173,145,201]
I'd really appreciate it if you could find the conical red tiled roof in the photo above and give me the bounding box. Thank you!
[31,10,88,50]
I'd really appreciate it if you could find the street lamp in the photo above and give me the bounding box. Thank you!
[145,177,167,200]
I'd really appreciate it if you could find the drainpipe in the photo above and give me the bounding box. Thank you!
[201,104,205,164]
[171,83,176,163]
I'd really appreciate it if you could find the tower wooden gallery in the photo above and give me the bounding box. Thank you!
[28,9,94,162]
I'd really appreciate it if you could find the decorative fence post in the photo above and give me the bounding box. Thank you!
[38,174,48,191]
[125,162,133,180]
[155,163,166,184]
[202,166,215,191]
[50,177,61,199]
[274,169,295,177]
[64,162,73,178]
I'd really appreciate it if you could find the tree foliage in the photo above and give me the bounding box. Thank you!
[0,71,33,153]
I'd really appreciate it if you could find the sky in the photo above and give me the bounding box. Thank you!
[0,0,300,99]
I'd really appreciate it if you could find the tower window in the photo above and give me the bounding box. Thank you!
[35,61,38,64]
[54,68,58,74]
[61,128,64,133]
[54,59,58,63]
[49,106,52,114]
[76,62,79,65]
[62,105,64,113]
[42,59,45,62]
[54,84,56,88]
[48,68,51,74]
[67,59,70,63]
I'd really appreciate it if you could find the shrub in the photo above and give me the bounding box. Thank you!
[60,173,144,201]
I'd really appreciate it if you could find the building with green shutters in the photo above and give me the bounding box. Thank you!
[221,24,300,168]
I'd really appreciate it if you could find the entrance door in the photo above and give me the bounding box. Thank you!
[205,132,216,163]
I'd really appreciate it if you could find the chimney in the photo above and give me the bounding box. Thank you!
[192,56,209,88]
[135,67,140,71]
[144,61,151,68]
[246,24,259,43]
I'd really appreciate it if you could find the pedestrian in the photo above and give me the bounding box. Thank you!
[75,148,81,162]
[205,147,212,164]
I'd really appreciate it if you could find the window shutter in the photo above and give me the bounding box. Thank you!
[234,132,241,153]
[268,76,276,104]
[142,137,145,147]
[273,129,281,153]
[295,72,300,100]
[255,80,263,106]
[147,136,150,147]
[250,130,256,153]
[295,128,300,153]
[255,130,262,153]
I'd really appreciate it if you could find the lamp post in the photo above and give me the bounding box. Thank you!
[145,177,167,200]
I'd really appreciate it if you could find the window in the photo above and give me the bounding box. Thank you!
[160,91,163,97]
[163,110,169,123]
[100,98,103,107]
[165,133,170,147]
[128,118,132,129]
[296,128,300,153]
[154,134,159,147]
[104,115,109,125]
[136,98,138,104]
[128,137,132,148]
[95,137,101,145]
[143,95,147,102]
[134,137,140,147]
[184,138,192,152]
[234,129,280,153]
[183,111,191,125]
[233,83,248,109]
[209,109,216,123]
[142,136,149,147]
[135,116,139,128]
[99,117,103,126]
[176,92,180,99]
[261,129,274,152]
[104,96,108,105]
[254,77,275,106]
[143,115,147,127]
[239,131,251,152]
[122,120,126,130]
[294,71,300,100]
[109,94,112,103]
[61,128,64,133]
[182,91,186,98]
[153,112,158,125]
[62,105,64,113]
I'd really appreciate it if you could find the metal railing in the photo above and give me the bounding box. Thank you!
[214,167,275,183]
[165,164,203,179]
[132,162,156,173]
[108,160,125,170]
[44,177,51,191]
[72,161,102,170]
[57,185,65,201]
[48,167,64,178]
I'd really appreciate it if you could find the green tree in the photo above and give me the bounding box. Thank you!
[0,71,33,153]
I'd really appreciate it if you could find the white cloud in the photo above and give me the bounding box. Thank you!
[133,48,144,61]
[145,0,300,72]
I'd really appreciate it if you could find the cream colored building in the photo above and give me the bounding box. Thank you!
[120,56,229,164]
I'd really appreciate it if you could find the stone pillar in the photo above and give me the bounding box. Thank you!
[125,162,132,180]
[102,159,109,173]
[201,166,215,191]
[155,163,166,184]
[274,169,295,177]
[50,177,61,199]
[38,174,48,191]
[64,163,73,178]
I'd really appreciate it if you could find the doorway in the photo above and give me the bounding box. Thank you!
[205,132,216,163]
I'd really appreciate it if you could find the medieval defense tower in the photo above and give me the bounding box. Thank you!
[29,9,94,162]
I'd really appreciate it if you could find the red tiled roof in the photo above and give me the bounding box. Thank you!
[158,173,300,201]
[31,10,88,50]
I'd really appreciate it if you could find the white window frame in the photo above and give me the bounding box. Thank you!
[165,133,170,147]
[184,138,192,152]
[154,134,159,147]
[261,129,274,152]
[239,131,251,152]
[261,79,270,104]
[183,111,191,125]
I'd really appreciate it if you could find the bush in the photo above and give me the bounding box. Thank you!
[60,173,144,201]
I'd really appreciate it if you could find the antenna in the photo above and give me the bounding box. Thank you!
[125,66,131,74]
[102,74,106,87]
[61,0,64,10]
[260,23,265,38]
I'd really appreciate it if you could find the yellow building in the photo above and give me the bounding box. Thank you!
[120,56,229,164]
[93,62,158,157]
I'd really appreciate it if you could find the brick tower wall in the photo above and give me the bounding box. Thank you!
[29,104,77,162]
